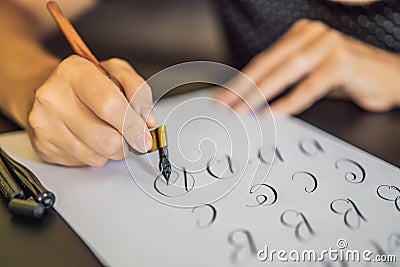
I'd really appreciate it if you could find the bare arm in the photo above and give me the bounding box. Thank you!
[216,19,400,115]
[0,0,156,167]
[0,0,98,126]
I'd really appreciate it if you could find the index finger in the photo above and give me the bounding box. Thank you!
[66,58,153,153]
[216,20,327,106]
[101,58,157,128]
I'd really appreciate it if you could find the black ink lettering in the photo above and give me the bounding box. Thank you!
[227,155,234,173]
[334,158,366,184]
[153,169,195,197]
[258,147,284,164]
[246,184,278,208]
[207,154,237,179]
[280,209,315,242]
[298,138,324,156]
[377,185,400,201]
[291,171,318,193]
[377,185,400,213]
[330,198,367,229]
[227,228,257,264]
[183,167,189,192]
[191,204,217,229]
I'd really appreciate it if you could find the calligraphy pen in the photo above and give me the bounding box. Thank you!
[0,148,55,218]
[46,1,171,183]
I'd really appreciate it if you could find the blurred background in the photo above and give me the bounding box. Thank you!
[44,0,232,99]
[3,0,399,165]
[43,0,400,99]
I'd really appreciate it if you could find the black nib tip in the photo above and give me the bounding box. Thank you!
[159,147,171,185]
[162,166,171,185]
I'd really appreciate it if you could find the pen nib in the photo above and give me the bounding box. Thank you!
[160,156,172,185]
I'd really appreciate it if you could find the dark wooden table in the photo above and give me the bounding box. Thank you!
[1,1,399,265]
[1,99,399,267]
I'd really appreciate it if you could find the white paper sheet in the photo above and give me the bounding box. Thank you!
[0,89,399,267]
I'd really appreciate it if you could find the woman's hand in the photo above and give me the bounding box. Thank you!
[27,55,156,167]
[215,19,400,115]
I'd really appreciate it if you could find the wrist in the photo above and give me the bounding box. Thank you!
[0,52,59,128]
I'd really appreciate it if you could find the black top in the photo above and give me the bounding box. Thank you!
[217,0,400,66]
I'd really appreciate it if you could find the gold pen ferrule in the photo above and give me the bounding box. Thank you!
[148,126,168,153]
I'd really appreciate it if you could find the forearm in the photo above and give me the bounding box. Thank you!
[0,37,59,128]
[0,1,60,128]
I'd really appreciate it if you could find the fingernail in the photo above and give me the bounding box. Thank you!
[136,133,153,152]
[140,106,156,125]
